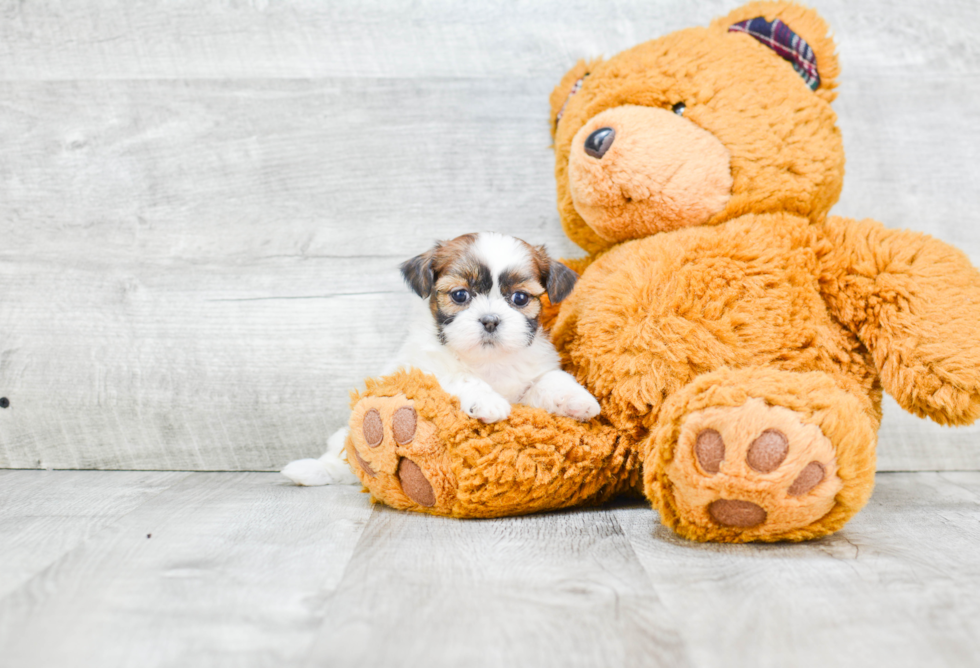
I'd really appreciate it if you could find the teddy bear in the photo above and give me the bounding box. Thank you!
[340,1,980,542]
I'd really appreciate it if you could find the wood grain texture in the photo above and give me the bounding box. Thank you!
[0,78,578,261]
[0,0,746,81]
[306,505,689,668]
[0,471,977,667]
[0,0,976,82]
[0,0,979,470]
[0,470,187,597]
[0,255,411,470]
[616,472,980,668]
[0,472,374,668]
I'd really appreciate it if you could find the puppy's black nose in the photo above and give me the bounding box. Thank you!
[584,127,615,159]
[480,315,500,333]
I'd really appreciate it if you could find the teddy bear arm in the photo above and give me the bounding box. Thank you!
[345,368,639,517]
[817,216,980,425]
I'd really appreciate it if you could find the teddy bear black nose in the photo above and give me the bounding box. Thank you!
[480,315,500,333]
[584,127,615,159]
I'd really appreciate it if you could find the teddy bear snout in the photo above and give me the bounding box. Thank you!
[584,127,615,159]
[568,104,733,243]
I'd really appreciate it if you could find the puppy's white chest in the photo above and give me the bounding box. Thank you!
[472,364,535,403]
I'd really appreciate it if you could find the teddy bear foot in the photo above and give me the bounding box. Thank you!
[670,398,842,534]
[346,394,457,514]
[646,367,878,542]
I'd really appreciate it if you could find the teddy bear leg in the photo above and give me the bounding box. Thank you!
[644,367,878,542]
[347,369,636,518]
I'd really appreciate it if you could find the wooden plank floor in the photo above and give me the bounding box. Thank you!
[0,471,977,668]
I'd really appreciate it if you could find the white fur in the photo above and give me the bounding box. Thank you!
[520,369,602,421]
[280,427,359,486]
[281,232,600,486]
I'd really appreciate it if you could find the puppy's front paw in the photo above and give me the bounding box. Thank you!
[461,389,512,423]
[523,371,601,422]
[556,387,601,422]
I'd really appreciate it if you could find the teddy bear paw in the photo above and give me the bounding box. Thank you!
[346,394,457,513]
[666,397,843,538]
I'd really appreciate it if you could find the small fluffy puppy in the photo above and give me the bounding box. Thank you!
[282,232,600,486]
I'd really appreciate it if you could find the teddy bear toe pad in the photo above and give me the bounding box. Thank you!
[707,499,767,528]
[396,458,436,507]
[671,398,842,537]
[347,394,455,513]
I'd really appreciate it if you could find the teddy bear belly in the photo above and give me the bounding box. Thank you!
[553,213,878,429]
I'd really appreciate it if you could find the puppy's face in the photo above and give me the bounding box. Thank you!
[401,233,578,356]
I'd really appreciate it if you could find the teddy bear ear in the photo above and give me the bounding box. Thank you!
[549,58,602,139]
[712,1,840,103]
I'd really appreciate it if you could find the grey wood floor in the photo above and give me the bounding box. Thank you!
[0,470,977,668]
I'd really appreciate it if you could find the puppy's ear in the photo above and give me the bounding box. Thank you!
[400,248,437,298]
[545,259,579,304]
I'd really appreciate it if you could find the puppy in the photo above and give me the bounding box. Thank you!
[281,232,600,486]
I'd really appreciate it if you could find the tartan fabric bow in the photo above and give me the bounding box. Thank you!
[729,17,821,91]
[556,74,588,128]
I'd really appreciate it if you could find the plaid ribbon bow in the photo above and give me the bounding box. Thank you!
[729,17,821,91]
[555,74,588,128]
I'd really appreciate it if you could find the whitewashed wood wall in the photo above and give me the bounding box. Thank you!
[1,0,979,472]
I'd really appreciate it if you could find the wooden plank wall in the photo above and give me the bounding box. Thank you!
[1,0,978,471]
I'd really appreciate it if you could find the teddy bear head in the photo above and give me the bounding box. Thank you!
[550,1,844,255]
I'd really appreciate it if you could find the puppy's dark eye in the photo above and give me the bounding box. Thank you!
[511,291,530,307]
[672,102,686,116]
[450,289,470,304]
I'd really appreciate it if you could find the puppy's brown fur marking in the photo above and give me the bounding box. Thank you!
[400,233,480,299]
[499,269,544,320]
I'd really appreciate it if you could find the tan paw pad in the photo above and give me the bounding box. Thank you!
[392,407,417,444]
[788,462,825,497]
[398,458,436,507]
[669,398,843,537]
[708,499,767,528]
[351,449,376,477]
[746,429,789,473]
[694,429,725,473]
[362,409,384,447]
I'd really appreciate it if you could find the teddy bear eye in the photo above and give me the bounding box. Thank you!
[672,102,686,115]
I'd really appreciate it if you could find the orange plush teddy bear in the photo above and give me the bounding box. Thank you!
[343,1,980,542]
